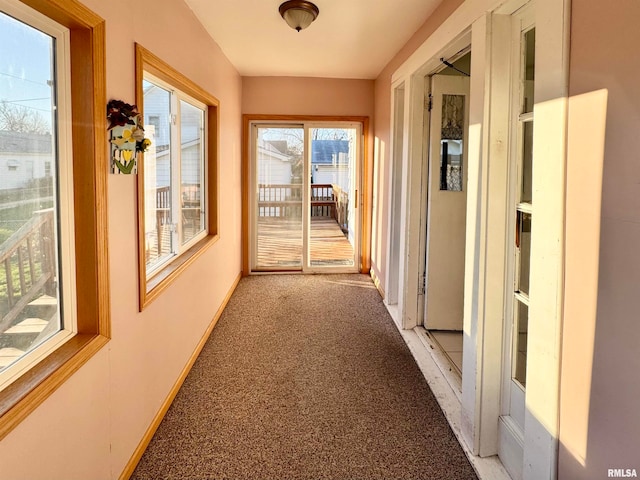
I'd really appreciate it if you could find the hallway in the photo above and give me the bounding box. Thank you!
[132,274,477,479]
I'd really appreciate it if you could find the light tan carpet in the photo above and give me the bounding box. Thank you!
[131,274,477,480]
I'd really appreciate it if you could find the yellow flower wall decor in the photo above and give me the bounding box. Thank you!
[107,99,151,174]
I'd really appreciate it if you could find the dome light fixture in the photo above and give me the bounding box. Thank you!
[279,0,319,32]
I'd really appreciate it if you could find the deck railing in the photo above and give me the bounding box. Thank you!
[310,184,334,218]
[155,186,171,258]
[153,182,201,225]
[257,183,302,218]
[332,185,349,234]
[257,184,349,231]
[0,209,56,332]
[148,184,203,264]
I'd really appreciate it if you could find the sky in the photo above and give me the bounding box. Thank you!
[0,10,54,131]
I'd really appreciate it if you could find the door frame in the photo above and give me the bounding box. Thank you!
[384,81,406,308]
[384,0,569,477]
[389,28,472,330]
[249,122,305,273]
[304,122,363,274]
[497,6,535,478]
[242,114,370,275]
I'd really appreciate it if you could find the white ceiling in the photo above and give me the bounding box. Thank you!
[184,0,444,79]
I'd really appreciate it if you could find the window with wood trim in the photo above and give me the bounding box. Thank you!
[0,1,75,387]
[135,44,219,310]
[0,0,109,441]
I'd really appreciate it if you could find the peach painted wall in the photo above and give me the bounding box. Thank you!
[242,76,374,117]
[371,0,464,291]
[242,76,375,272]
[0,1,242,479]
[559,0,640,478]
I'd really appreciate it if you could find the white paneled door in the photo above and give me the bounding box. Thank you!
[423,74,470,331]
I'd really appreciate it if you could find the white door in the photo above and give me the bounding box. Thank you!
[498,8,535,480]
[423,74,470,330]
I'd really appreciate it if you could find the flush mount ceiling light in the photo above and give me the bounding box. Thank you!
[279,0,319,32]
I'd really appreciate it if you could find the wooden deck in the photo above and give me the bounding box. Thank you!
[256,217,354,269]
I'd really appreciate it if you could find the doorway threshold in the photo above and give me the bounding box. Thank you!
[395,325,512,480]
[415,327,462,401]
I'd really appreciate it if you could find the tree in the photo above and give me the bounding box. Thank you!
[312,128,348,141]
[0,100,50,134]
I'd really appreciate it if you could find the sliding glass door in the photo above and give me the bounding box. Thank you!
[254,126,304,269]
[251,122,361,272]
[308,126,359,268]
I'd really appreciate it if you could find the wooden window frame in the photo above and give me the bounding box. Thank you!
[135,44,219,310]
[141,72,209,277]
[0,0,110,441]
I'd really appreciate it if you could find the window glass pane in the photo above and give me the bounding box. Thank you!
[256,127,304,268]
[517,211,532,295]
[310,127,356,267]
[523,28,535,114]
[513,300,529,387]
[521,121,533,204]
[143,79,173,273]
[180,100,205,246]
[0,12,61,372]
[440,94,464,191]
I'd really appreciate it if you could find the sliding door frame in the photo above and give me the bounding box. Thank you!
[242,114,371,275]
[250,122,305,272]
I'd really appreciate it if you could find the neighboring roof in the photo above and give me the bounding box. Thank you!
[258,139,291,162]
[265,140,288,155]
[311,140,349,165]
[0,131,52,154]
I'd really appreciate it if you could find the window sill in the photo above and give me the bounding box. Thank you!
[140,233,219,311]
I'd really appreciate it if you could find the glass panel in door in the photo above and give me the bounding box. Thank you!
[255,126,304,269]
[510,26,535,394]
[502,22,535,436]
[309,127,357,267]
